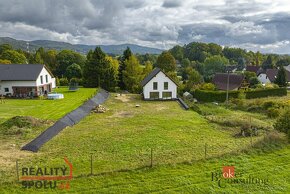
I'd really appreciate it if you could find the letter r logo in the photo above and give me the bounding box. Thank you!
[223,166,235,179]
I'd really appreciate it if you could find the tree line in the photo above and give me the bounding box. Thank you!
[0,41,289,93]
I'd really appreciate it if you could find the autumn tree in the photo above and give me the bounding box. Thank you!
[119,47,132,89]
[0,50,27,63]
[123,55,143,93]
[156,51,176,73]
[142,61,153,78]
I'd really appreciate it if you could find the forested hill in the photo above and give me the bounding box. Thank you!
[0,37,163,55]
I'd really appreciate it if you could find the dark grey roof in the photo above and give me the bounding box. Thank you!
[0,64,48,81]
[266,69,290,82]
[141,68,178,87]
[213,73,245,90]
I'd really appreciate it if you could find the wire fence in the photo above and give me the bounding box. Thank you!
[13,133,275,182]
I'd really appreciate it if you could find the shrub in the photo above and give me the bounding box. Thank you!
[274,109,290,141]
[59,77,69,86]
[267,108,281,118]
[190,104,202,115]
[194,88,287,102]
[245,88,287,99]
[199,83,216,91]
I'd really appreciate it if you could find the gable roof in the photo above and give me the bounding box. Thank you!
[141,68,178,87]
[213,73,245,90]
[266,69,290,82]
[0,64,52,81]
[246,65,261,74]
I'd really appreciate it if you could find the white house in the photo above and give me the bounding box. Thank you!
[0,64,56,97]
[141,68,178,100]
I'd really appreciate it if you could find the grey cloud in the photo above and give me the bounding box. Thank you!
[0,0,290,54]
[162,0,182,8]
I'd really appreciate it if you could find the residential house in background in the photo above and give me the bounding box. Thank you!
[0,64,56,97]
[213,73,245,91]
[141,68,178,100]
[258,68,290,84]
[245,65,263,75]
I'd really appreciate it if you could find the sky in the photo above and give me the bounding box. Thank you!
[1,0,290,54]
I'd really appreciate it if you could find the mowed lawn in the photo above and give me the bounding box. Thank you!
[0,87,97,124]
[1,93,286,193]
[0,87,97,186]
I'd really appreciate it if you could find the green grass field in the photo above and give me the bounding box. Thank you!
[0,87,97,123]
[0,92,289,193]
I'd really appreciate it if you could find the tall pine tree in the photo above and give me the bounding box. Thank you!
[275,66,287,87]
[83,47,118,91]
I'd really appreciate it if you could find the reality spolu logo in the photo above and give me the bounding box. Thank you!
[20,157,73,190]
[211,166,269,188]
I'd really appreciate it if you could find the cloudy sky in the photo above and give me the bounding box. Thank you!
[1,0,290,53]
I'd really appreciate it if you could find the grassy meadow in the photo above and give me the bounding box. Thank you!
[0,91,289,193]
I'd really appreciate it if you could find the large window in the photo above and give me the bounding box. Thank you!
[4,88,9,92]
[40,75,43,84]
[153,82,158,90]
[162,92,172,99]
[150,92,159,99]
[164,82,168,90]
[45,75,48,83]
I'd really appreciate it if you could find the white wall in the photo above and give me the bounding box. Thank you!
[0,80,36,95]
[143,71,177,99]
[36,67,55,87]
[258,73,271,84]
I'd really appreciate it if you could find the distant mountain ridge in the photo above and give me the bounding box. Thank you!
[0,37,163,55]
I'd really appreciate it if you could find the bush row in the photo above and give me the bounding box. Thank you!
[194,88,287,102]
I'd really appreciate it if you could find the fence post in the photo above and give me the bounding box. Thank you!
[150,148,153,168]
[204,143,207,160]
[16,160,19,182]
[90,153,93,175]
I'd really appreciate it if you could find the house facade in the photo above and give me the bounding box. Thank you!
[141,68,178,100]
[0,64,56,97]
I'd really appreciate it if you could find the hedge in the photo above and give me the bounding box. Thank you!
[194,88,287,102]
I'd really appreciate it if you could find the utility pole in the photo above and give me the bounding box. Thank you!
[226,70,230,108]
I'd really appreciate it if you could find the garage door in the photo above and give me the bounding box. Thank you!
[149,92,159,99]
[162,92,172,99]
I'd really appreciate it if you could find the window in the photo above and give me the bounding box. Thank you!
[164,82,168,90]
[45,75,48,83]
[40,76,43,84]
[153,82,158,90]
[162,92,172,99]
[4,88,9,92]
[150,92,159,99]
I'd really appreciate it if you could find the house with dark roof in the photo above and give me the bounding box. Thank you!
[258,68,290,84]
[0,64,56,97]
[141,68,178,100]
[213,73,245,91]
[246,65,262,75]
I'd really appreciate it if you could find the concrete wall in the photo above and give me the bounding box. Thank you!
[143,71,177,100]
